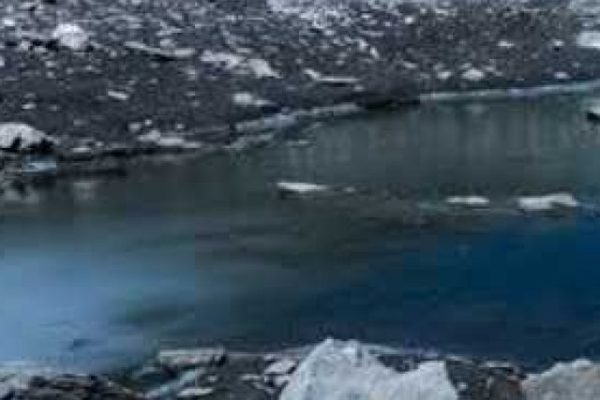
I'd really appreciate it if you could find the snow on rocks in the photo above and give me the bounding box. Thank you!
[137,130,202,151]
[461,68,486,82]
[445,196,491,207]
[280,338,458,400]
[523,359,600,400]
[576,31,600,50]
[233,92,274,108]
[517,193,580,212]
[304,68,359,86]
[276,181,330,195]
[0,123,55,152]
[51,23,89,51]
[201,51,281,78]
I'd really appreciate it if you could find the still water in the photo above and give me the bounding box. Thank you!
[3,94,600,373]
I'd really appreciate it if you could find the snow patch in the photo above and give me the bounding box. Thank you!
[280,338,458,400]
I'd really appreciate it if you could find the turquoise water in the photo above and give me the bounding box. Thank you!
[2,94,600,372]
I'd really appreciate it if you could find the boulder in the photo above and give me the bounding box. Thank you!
[279,339,458,400]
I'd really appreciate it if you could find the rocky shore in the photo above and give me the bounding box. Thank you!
[2,0,600,140]
[3,0,600,176]
[2,338,599,399]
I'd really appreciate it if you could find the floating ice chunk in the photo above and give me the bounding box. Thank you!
[524,359,600,400]
[577,31,600,50]
[517,193,580,212]
[276,181,329,195]
[51,23,89,51]
[280,338,458,400]
[445,196,490,207]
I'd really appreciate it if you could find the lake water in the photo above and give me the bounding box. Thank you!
[3,94,600,373]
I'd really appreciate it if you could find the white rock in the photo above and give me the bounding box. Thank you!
[445,196,490,207]
[276,181,329,195]
[524,359,600,400]
[577,31,600,50]
[0,123,55,150]
[51,23,89,51]
[461,68,485,82]
[280,339,458,400]
[517,193,580,212]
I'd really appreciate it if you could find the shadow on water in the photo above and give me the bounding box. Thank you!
[3,94,600,372]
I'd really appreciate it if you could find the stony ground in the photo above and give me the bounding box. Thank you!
[2,0,600,148]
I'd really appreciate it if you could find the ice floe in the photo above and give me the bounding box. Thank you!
[517,193,580,212]
[276,181,330,195]
[445,196,491,207]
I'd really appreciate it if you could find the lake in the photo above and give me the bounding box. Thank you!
[3,94,600,373]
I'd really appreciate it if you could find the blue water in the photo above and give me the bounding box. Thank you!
[2,94,600,372]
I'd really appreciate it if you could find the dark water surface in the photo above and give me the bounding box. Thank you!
[3,94,600,372]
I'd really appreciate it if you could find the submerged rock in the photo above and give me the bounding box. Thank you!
[523,359,600,400]
[279,338,458,400]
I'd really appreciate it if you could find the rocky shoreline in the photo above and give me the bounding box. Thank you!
[2,338,599,399]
